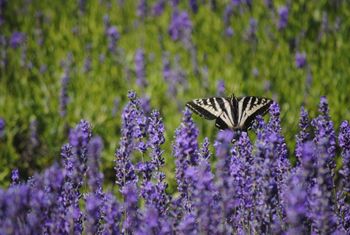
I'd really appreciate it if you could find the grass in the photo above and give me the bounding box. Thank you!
[1,0,350,190]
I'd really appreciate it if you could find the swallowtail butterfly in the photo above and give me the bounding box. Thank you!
[186,94,273,140]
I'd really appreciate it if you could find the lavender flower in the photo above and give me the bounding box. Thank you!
[168,10,192,42]
[339,120,350,193]
[295,52,307,69]
[87,136,104,193]
[267,103,290,179]
[283,170,309,235]
[189,0,198,14]
[137,206,161,233]
[139,177,169,216]
[223,3,233,26]
[137,0,148,19]
[9,31,25,48]
[278,6,289,30]
[0,118,4,138]
[103,14,110,28]
[232,0,242,6]
[162,52,187,97]
[29,120,39,150]
[11,168,19,185]
[83,56,92,73]
[171,0,179,7]
[106,26,119,53]
[85,193,103,235]
[69,120,92,163]
[214,130,235,233]
[152,0,165,16]
[178,213,197,234]
[60,69,70,117]
[148,110,165,169]
[311,97,336,186]
[295,107,310,164]
[64,120,93,234]
[253,138,281,234]
[245,18,257,41]
[122,183,141,233]
[0,184,32,233]
[185,157,221,234]
[173,109,199,210]
[102,193,121,234]
[216,80,225,96]
[62,120,92,234]
[135,49,147,88]
[115,119,138,188]
[28,164,66,234]
[309,158,338,234]
[339,121,350,232]
[225,26,234,37]
[199,137,210,160]
[231,132,255,230]
[112,97,120,117]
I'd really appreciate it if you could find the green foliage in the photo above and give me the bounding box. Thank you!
[1,0,350,188]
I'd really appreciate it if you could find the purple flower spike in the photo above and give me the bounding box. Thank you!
[174,109,199,165]
[137,0,148,19]
[189,0,198,14]
[339,121,350,193]
[284,171,309,235]
[278,6,289,30]
[178,213,197,234]
[10,32,26,48]
[148,110,165,169]
[214,130,236,232]
[135,49,147,88]
[0,118,5,138]
[311,97,336,180]
[59,70,70,117]
[69,120,92,155]
[216,80,225,96]
[168,10,192,42]
[199,137,210,160]
[102,193,121,234]
[106,26,119,53]
[173,108,199,210]
[225,27,234,37]
[230,132,254,230]
[309,167,338,234]
[85,193,103,235]
[295,52,307,69]
[152,0,165,16]
[87,136,104,193]
[11,168,19,185]
[246,18,257,41]
[122,183,141,233]
[184,155,220,234]
[295,107,310,164]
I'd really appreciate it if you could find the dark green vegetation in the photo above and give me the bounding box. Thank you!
[1,0,350,187]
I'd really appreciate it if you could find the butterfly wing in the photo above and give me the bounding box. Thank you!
[186,97,236,130]
[186,95,273,131]
[236,96,273,130]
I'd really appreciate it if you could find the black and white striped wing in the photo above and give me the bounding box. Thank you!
[186,97,236,129]
[236,96,273,130]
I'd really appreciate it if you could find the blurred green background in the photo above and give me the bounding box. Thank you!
[1,0,350,189]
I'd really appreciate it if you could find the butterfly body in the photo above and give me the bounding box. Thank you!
[186,94,273,132]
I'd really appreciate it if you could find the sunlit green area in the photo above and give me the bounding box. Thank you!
[1,0,349,190]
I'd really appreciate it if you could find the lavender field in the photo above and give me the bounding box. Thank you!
[1,0,350,234]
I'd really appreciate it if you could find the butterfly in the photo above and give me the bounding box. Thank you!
[186,94,273,140]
